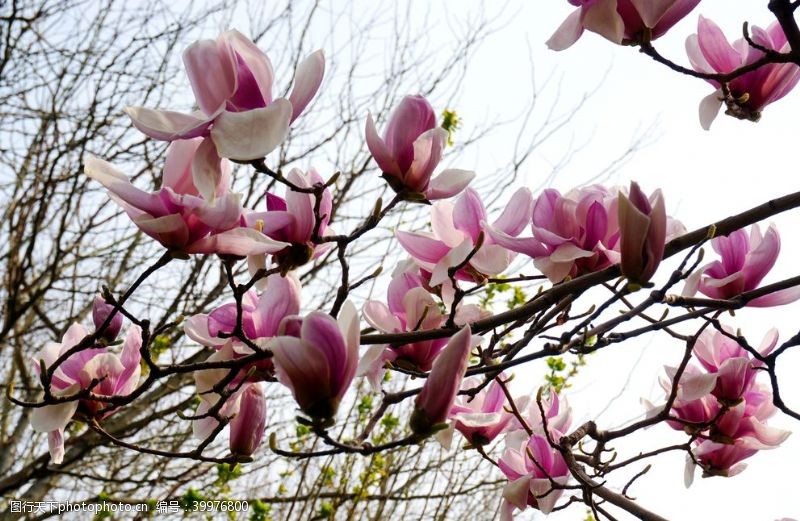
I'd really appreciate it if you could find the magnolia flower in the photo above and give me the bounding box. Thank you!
[185,273,301,351]
[30,323,142,463]
[687,16,800,129]
[654,349,790,482]
[438,376,513,448]
[228,383,267,456]
[516,388,573,436]
[126,30,324,160]
[693,326,778,403]
[618,181,666,284]
[366,95,474,200]
[192,354,269,455]
[92,295,123,343]
[410,325,475,436]
[498,431,570,518]
[85,138,288,256]
[683,223,800,307]
[397,187,533,289]
[487,185,620,282]
[361,264,447,374]
[547,0,700,51]
[689,385,790,479]
[243,168,334,270]
[270,302,359,421]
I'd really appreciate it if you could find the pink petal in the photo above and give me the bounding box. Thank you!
[697,16,742,73]
[271,336,332,406]
[453,188,486,243]
[210,99,292,160]
[406,128,447,192]
[426,169,475,200]
[84,156,167,216]
[124,106,213,141]
[546,8,585,51]
[470,243,513,277]
[31,401,79,433]
[431,201,466,248]
[749,287,800,307]
[502,476,532,511]
[583,0,625,44]
[163,139,202,196]
[288,50,325,122]
[301,312,348,391]
[284,168,317,243]
[396,231,450,264]
[742,223,780,290]
[629,0,676,28]
[366,113,401,177]
[48,429,65,464]
[252,274,302,338]
[193,192,244,231]
[224,30,274,106]
[191,137,224,202]
[363,301,401,333]
[186,227,289,256]
[183,38,236,115]
[484,223,547,258]
[493,187,534,237]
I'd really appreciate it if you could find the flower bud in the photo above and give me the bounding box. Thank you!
[618,181,666,285]
[410,325,473,436]
[92,295,123,342]
[229,384,267,456]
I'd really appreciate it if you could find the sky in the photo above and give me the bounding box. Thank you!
[433,2,800,520]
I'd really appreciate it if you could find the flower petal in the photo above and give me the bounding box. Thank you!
[186,227,289,256]
[288,50,325,122]
[211,99,292,160]
[426,169,475,200]
[124,106,213,141]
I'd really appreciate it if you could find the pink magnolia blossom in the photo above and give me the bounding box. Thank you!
[498,431,570,518]
[85,138,288,256]
[92,295,123,343]
[547,0,700,51]
[489,184,683,282]
[689,385,790,479]
[410,326,476,436]
[270,302,360,421]
[439,376,514,447]
[397,187,533,288]
[687,16,800,129]
[683,223,800,307]
[655,349,790,481]
[242,168,334,270]
[516,388,573,436]
[359,261,488,387]
[618,181,667,284]
[192,354,269,454]
[126,30,324,160]
[228,383,267,456]
[185,273,301,385]
[30,323,142,463]
[366,95,474,200]
[693,326,778,403]
[487,185,620,282]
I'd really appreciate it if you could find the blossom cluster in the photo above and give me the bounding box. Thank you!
[25,13,800,520]
[655,326,789,481]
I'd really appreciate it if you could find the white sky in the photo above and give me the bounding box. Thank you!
[406,2,800,520]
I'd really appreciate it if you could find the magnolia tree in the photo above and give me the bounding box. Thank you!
[6,1,800,520]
